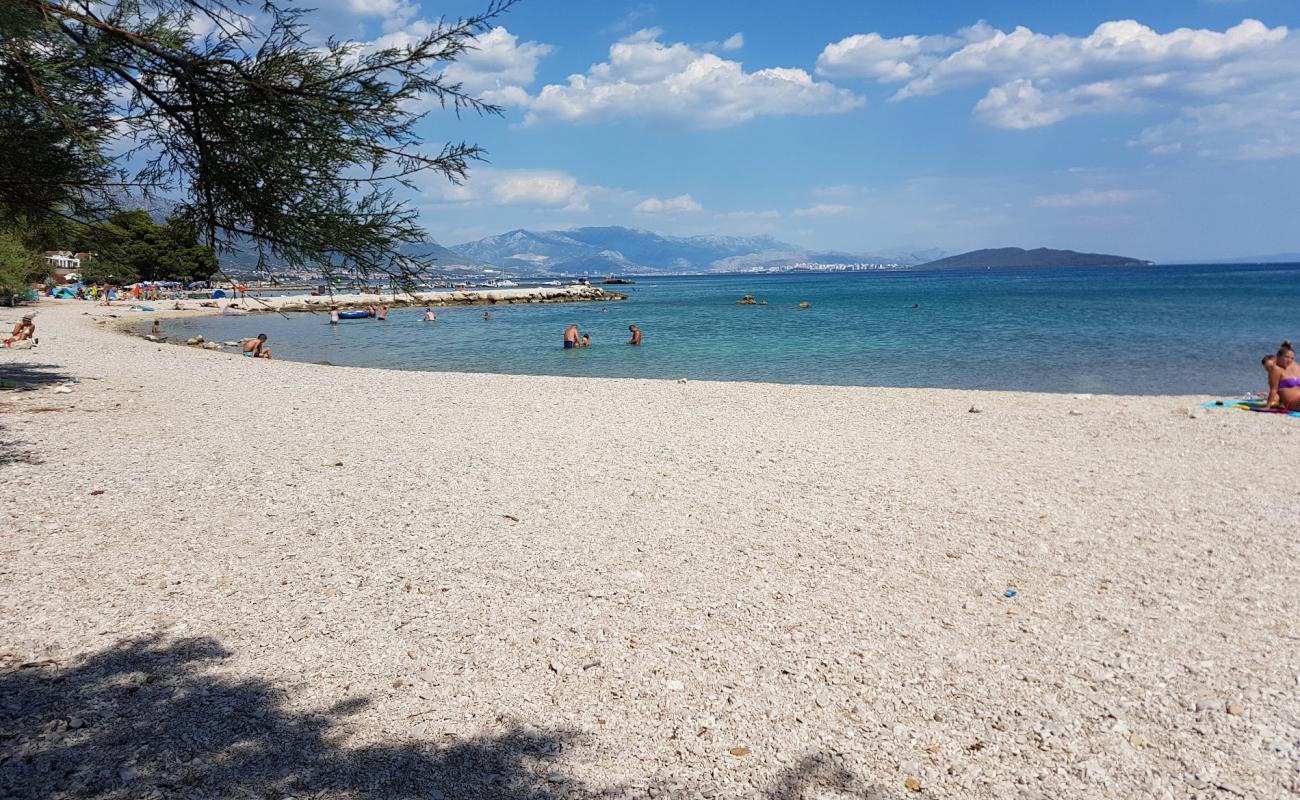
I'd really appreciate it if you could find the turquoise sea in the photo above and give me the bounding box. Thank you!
[157,264,1299,395]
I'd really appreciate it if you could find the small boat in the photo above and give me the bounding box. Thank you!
[337,309,370,320]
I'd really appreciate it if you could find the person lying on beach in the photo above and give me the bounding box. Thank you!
[241,334,272,359]
[564,324,579,349]
[1267,341,1300,410]
[424,306,436,321]
[581,334,591,348]
[628,325,641,345]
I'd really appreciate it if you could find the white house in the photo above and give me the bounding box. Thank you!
[44,250,80,270]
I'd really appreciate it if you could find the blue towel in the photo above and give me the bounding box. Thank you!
[1201,399,1300,418]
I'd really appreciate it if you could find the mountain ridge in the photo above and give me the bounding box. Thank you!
[448,226,935,274]
[920,247,1152,270]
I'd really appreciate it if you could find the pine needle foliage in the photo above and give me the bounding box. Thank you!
[1,0,516,289]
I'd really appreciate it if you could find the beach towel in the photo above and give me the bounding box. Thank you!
[1201,399,1300,418]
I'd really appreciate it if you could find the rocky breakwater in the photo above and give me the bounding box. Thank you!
[252,285,624,313]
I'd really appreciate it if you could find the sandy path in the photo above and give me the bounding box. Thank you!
[1,302,1297,799]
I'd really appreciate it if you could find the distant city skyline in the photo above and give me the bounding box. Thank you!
[292,0,1300,262]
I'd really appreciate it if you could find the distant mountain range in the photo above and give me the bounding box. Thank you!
[920,247,1152,270]
[447,226,943,275]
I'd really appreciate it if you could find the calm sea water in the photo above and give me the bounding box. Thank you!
[156,264,1300,395]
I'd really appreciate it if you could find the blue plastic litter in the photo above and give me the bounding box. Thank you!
[1003,589,1018,598]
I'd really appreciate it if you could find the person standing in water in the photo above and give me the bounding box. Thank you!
[329,307,340,325]
[483,310,492,321]
[628,325,641,345]
[564,324,579,349]
[424,306,436,321]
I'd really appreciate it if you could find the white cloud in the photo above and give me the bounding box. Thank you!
[1133,92,1300,160]
[422,168,593,212]
[445,27,553,102]
[370,26,551,108]
[346,0,418,29]
[793,203,855,217]
[525,29,864,127]
[888,19,1287,100]
[816,18,1300,158]
[816,27,980,82]
[634,194,703,213]
[1033,189,1146,208]
[1130,39,1300,159]
[721,33,744,52]
[973,74,1170,128]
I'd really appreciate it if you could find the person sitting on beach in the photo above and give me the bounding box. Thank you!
[424,306,437,321]
[564,324,579,349]
[1266,341,1300,410]
[241,334,272,359]
[330,307,340,325]
[628,325,641,345]
[580,333,591,348]
[10,315,35,341]
[150,320,162,338]
[1260,354,1277,398]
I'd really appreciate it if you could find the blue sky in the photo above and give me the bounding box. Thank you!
[303,0,1300,260]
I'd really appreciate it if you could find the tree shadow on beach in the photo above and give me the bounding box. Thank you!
[763,754,900,800]
[0,422,41,466]
[0,635,593,800]
[0,635,902,800]
[0,362,75,391]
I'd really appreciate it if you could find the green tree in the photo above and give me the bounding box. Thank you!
[73,209,219,283]
[1,0,514,288]
[77,254,138,287]
[0,227,48,304]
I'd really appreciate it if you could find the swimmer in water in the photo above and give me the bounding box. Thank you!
[424,306,436,321]
[627,325,641,345]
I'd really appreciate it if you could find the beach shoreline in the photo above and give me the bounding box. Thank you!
[2,301,1296,798]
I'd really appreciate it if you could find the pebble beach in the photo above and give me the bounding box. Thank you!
[1,301,1297,799]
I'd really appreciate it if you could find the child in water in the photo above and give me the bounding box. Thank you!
[580,334,591,348]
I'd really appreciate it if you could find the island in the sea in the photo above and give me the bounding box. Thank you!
[921,247,1153,270]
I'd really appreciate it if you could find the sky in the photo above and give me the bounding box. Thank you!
[297,0,1300,261]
